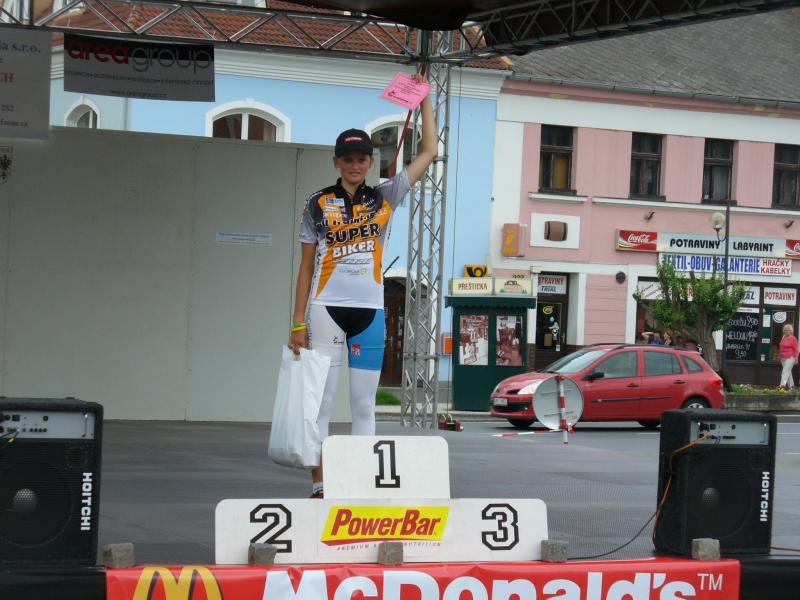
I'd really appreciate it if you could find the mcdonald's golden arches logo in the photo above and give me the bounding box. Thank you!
[133,566,222,600]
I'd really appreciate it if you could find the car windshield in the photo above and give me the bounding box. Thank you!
[542,349,609,374]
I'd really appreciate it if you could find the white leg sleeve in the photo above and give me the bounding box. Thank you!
[348,367,381,436]
[308,304,345,440]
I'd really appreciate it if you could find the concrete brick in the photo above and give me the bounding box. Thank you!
[692,538,721,561]
[248,543,278,565]
[377,541,404,565]
[541,540,568,563]
[103,543,135,569]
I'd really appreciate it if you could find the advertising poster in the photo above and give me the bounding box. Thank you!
[496,316,522,366]
[0,29,52,139]
[459,315,488,366]
[64,34,215,101]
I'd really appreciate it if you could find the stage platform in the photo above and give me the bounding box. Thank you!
[2,418,800,599]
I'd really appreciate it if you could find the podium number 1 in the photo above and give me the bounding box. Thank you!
[374,440,401,488]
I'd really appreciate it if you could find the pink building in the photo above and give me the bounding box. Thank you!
[490,9,800,384]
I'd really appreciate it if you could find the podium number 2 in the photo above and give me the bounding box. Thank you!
[374,440,401,488]
[250,504,292,552]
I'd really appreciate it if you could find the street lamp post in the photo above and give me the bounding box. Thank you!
[711,204,731,374]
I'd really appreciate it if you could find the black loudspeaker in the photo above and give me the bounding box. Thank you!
[0,398,103,566]
[654,409,776,556]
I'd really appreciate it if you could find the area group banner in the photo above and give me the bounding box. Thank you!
[106,559,740,600]
[64,34,214,101]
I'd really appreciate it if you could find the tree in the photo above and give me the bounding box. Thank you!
[633,261,746,372]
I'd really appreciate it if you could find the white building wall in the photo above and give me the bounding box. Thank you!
[0,128,350,421]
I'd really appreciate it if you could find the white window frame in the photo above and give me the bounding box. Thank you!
[205,100,291,142]
[64,96,101,129]
[365,114,417,183]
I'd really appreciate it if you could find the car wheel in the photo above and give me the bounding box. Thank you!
[508,419,534,429]
[682,397,710,410]
[637,420,660,429]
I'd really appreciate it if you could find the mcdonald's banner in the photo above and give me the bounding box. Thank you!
[106,559,740,600]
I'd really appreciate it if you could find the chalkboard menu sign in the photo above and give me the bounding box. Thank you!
[725,310,760,361]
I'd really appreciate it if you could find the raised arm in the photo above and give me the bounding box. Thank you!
[404,75,438,187]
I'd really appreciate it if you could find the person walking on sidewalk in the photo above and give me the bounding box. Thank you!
[778,323,798,390]
[287,74,438,498]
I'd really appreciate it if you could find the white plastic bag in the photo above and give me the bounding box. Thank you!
[268,346,331,469]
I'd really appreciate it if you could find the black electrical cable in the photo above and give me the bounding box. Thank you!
[570,433,715,561]
[570,510,658,561]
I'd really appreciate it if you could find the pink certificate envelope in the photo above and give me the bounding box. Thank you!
[380,72,432,110]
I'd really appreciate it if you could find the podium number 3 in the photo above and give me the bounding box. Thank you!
[481,503,519,550]
[374,440,401,488]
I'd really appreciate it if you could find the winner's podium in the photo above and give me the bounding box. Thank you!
[216,436,548,564]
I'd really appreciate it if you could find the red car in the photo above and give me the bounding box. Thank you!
[490,344,725,429]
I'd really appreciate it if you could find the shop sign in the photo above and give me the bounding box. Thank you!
[742,286,761,305]
[451,278,492,295]
[619,230,789,258]
[450,278,534,297]
[763,287,797,306]
[537,274,567,295]
[636,281,760,303]
[617,230,658,252]
[495,278,533,296]
[787,239,800,259]
[660,254,791,277]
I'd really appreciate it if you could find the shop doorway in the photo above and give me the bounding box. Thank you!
[381,278,405,386]
[536,302,564,352]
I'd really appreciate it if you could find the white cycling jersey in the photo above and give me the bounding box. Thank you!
[299,170,410,309]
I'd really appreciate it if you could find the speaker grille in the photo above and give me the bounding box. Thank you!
[0,462,72,547]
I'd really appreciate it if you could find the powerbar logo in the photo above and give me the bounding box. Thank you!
[321,506,449,545]
[80,472,93,531]
[760,470,771,522]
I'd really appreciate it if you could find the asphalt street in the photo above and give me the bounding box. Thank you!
[97,417,800,564]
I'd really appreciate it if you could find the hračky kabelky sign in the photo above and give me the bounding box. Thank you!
[64,34,214,101]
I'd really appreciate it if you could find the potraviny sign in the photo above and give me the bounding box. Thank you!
[0,29,52,139]
[64,34,214,101]
[618,230,800,260]
[659,254,791,277]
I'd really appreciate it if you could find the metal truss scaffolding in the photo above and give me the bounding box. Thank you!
[401,31,451,428]
[4,0,798,61]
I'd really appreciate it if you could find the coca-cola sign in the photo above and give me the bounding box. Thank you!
[617,230,658,252]
[786,239,800,259]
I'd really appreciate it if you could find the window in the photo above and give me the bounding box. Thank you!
[630,133,662,198]
[644,351,682,376]
[371,124,413,179]
[702,139,733,202]
[539,125,573,193]
[682,356,704,373]
[592,351,638,379]
[205,101,291,142]
[213,113,276,141]
[65,102,99,129]
[773,144,800,207]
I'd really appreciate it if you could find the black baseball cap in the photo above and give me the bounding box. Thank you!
[335,129,373,156]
